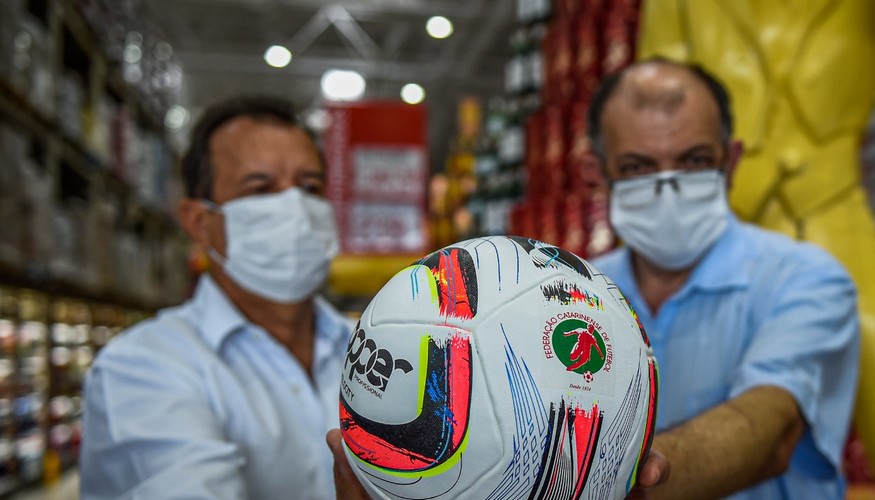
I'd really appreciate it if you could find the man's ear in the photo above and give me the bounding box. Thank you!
[724,139,745,188]
[581,151,609,186]
[177,199,212,249]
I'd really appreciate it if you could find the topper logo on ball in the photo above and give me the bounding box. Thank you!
[345,326,413,392]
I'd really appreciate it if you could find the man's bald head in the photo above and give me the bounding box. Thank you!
[587,59,733,161]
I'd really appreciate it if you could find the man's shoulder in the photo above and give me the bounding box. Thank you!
[314,296,356,343]
[588,247,627,276]
[736,222,850,276]
[93,300,208,369]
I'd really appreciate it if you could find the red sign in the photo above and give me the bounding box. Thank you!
[324,101,428,254]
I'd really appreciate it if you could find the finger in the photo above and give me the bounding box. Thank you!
[326,429,370,499]
[638,450,670,487]
[326,428,344,457]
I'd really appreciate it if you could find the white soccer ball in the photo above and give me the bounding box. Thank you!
[339,236,658,499]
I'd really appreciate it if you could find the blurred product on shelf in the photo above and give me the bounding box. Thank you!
[0,290,17,496]
[516,0,551,26]
[47,300,90,470]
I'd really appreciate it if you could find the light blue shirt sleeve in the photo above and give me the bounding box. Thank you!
[729,244,859,477]
[80,320,248,500]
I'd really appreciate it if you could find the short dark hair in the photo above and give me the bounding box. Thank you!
[586,58,734,161]
[181,94,301,200]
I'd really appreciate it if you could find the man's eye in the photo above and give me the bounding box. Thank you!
[301,183,324,195]
[618,163,653,177]
[684,156,715,169]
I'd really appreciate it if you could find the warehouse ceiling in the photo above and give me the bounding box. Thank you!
[142,0,518,170]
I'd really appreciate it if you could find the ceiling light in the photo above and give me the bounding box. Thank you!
[426,16,453,39]
[401,83,425,104]
[264,45,292,68]
[321,69,366,101]
[164,105,189,129]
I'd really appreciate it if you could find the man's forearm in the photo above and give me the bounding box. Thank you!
[647,385,805,500]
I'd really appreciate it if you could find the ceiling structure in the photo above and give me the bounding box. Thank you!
[142,0,518,171]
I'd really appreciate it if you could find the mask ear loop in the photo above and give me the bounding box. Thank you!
[207,247,228,267]
[200,199,229,267]
[201,199,223,214]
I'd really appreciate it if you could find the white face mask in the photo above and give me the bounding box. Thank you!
[205,187,339,303]
[609,170,729,271]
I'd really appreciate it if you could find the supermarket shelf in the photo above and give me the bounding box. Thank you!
[0,80,56,144]
[0,262,163,313]
[0,2,188,493]
[0,0,190,314]
[0,78,179,228]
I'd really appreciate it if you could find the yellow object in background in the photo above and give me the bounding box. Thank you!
[328,254,422,298]
[638,0,875,473]
[42,449,60,486]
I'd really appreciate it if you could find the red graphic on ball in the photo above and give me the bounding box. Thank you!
[564,325,604,372]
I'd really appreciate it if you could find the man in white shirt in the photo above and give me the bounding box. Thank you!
[81,95,354,499]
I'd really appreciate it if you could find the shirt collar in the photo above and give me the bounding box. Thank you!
[313,295,352,346]
[192,275,352,353]
[605,213,750,310]
[683,213,750,292]
[192,275,249,351]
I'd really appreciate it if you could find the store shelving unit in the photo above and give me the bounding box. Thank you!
[463,0,641,259]
[0,0,189,491]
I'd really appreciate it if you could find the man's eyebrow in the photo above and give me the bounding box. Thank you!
[616,152,656,163]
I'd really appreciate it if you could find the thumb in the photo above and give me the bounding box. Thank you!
[326,428,345,459]
[326,428,371,500]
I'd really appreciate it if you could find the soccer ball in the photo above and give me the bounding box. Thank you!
[339,236,658,499]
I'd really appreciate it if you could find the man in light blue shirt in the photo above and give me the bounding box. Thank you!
[588,60,859,498]
[81,95,354,499]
